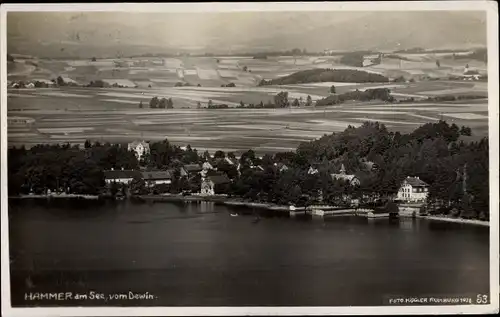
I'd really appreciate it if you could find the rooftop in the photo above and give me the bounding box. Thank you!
[141,170,172,180]
[128,140,150,148]
[184,164,202,172]
[331,173,358,182]
[104,170,141,179]
[207,174,231,185]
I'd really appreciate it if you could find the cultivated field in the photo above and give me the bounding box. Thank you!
[7,53,489,154]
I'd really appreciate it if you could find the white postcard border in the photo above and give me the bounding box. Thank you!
[1,1,498,316]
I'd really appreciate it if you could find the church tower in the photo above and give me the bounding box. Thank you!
[340,164,346,175]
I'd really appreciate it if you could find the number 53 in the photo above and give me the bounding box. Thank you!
[476,294,488,304]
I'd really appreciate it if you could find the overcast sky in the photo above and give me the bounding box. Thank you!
[7,11,487,56]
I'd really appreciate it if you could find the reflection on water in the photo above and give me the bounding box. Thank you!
[8,199,490,307]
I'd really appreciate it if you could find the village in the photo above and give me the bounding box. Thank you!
[9,115,488,220]
[9,116,487,224]
[85,139,431,219]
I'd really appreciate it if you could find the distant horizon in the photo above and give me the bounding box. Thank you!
[7,11,486,58]
[7,46,488,60]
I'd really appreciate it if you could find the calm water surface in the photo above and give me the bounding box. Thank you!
[8,199,490,306]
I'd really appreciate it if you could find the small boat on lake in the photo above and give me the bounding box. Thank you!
[230,213,238,217]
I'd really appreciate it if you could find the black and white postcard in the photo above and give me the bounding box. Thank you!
[1,2,498,316]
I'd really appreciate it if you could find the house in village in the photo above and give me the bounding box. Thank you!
[200,173,231,196]
[141,170,172,188]
[104,168,141,185]
[274,162,289,173]
[33,79,56,87]
[180,164,203,178]
[308,166,319,175]
[397,176,429,203]
[8,116,35,126]
[200,161,215,178]
[128,140,150,160]
[461,65,482,81]
[331,164,360,186]
[202,161,214,171]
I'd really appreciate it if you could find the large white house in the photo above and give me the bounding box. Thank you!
[128,140,150,160]
[397,176,429,202]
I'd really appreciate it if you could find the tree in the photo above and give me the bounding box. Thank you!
[215,158,237,179]
[227,152,236,160]
[436,59,441,68]
[292,98,300,107]
[214,150,226,159]
[243,66,248,72]
[240,149,256,165]
[203,150,211,161]
[393,76,406,83]
[330,85,336,94]
[460,126,472,136]
[109,182,120,197]
[87,79,105,88]
[158,98,167,109]
[273,91,289,108]
[305,95,313,107]
[240,101,245,108]
[56,76,65,86]
[208,100,213,108]
[167,98,174,109]
[197,101,202,109]
[84,140,92,149]
[139,101,143,109]
[130,176,146,195]
[91,57,97,62]
[149,97,159,108]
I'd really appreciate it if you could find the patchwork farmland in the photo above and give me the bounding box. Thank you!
[7,53,489,155]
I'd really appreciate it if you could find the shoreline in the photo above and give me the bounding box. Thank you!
[136,195,295,211]
[8,194,489,226]
[10,194,100,200]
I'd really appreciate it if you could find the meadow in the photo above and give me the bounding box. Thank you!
[7,53,489,154]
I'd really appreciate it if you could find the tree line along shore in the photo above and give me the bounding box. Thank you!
[8,119,489,222]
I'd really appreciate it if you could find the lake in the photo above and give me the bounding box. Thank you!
[8,199,490,307]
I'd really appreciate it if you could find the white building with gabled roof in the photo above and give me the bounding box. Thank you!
[128,140,150,160]
[397,176,429,202]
